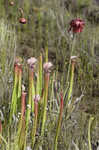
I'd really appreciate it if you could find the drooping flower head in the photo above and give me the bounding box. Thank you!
[14,57,22,73]
[9,1,14,6]
[19,8,27,24]
[68,19,85,33]
[43,62,53,73]
[27,57,37,70]
[19,18,27,24]
[15,57,22,66]
[70,56,78,64]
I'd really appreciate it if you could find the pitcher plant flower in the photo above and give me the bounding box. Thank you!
[19,18,27,24]
[27,57,37,70]
[68,19,85,33]
[43,62,53,73]
[70,56,78,64]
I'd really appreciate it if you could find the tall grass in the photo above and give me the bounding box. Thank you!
[0,19,16,104]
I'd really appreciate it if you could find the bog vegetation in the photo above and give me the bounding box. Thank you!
[0,0,99,150]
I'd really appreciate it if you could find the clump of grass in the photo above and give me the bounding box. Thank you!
[0,19,16,104]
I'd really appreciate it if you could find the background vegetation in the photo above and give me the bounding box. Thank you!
[0,0,99,149]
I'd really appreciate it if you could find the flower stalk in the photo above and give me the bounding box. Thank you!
[63,36,76,100]
[45,23,48,62]
[66,56,77,107]
[41,62,53,136]
[36,54,42,96]
[19,8,24,18]
[19,8,27,24]
[17,65,22,100]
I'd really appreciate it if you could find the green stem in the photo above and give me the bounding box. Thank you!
[45,46,48,62]
[45,23,48,62]
[26,69,34,131]
[36,54,42,96]
[66,62,75,106]
[17,66,22,100]
[31,102,38,148]
[9,64,19,125]
[31,78,35,113]
[41,73,49,136]
[64,36,76,100]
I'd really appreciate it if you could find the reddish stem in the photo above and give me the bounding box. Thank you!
[14,63,19,75]
[60,92,64,116]
[18,65,22,75]
[34,102,38,118]
[21,92,26,119]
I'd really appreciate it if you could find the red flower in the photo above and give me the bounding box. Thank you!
[68,19,85,33]
[19,18,27,24]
